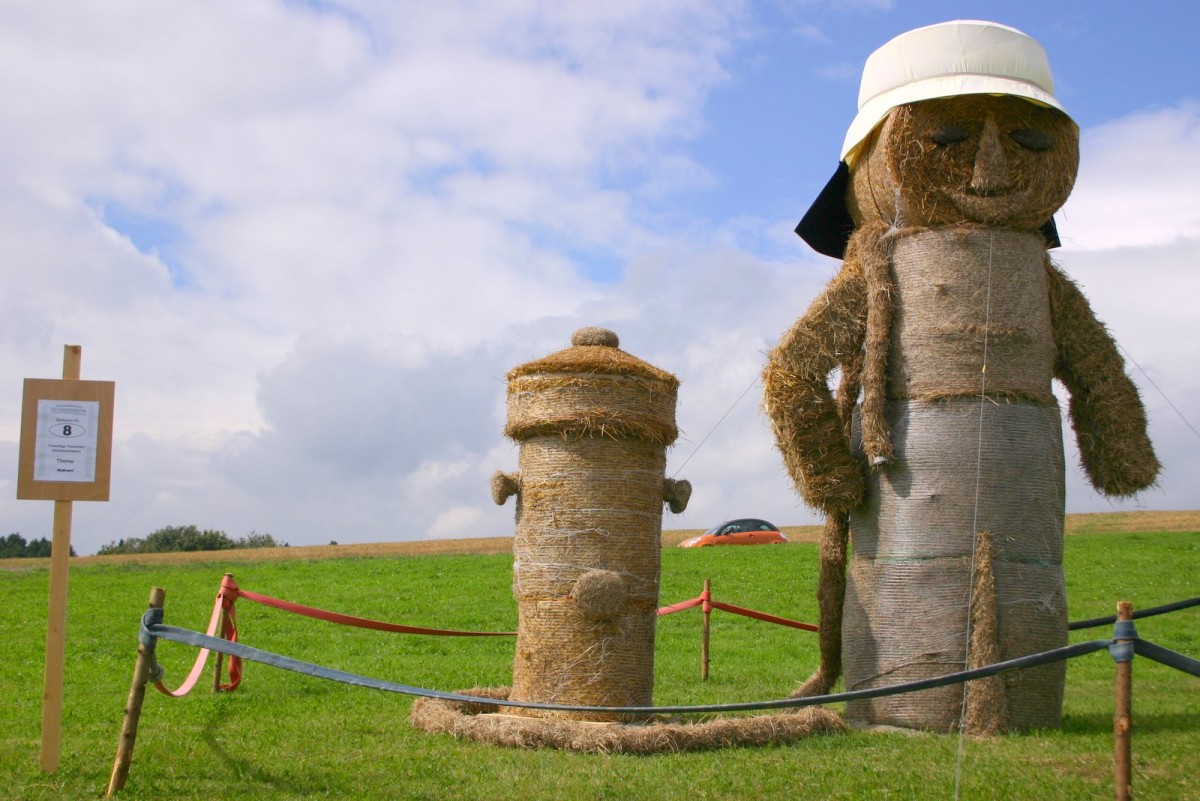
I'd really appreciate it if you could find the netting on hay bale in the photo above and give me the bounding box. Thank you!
[842,227,1069,732]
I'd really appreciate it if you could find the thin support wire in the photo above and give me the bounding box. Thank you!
[671,374,760,478]
[955,231,996,799]
[1116,342,1200,441]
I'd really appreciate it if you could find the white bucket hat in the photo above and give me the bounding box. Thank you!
[798,20,1072,258]
[842,20,1069,162]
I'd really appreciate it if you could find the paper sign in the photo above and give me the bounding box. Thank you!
[17,378,115,502]
[33,400,101,483]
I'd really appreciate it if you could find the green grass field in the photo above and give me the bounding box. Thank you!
[1,531,1197,800]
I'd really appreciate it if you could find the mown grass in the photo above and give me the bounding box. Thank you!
[0,531,1196,800]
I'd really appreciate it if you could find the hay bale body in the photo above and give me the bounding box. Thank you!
[511,436,665,719]
[502,329,680,722]
[845,399,1067,731]
[843,229,1068,732]
[887,229,1055,404]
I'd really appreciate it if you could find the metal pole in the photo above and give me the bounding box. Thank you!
[701,579,711,681]
[1114,601,1134,801]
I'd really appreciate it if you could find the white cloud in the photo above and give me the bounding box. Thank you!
[827,0,893,9]
[0,0,749,553]
[792,24,829,43]
[1059,102,1200,250]
[815,61,862,82]
[1053,101,1200,514]
[1,4,1195,556]
[428,505,485,539]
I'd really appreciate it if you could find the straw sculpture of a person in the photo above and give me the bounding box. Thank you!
[763,21,1159,731]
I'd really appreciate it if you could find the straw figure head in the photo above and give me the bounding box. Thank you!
[798,20,1081,259]
[848,94,1079,232]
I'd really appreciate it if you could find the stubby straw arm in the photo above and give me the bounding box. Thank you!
[762,264,869,514]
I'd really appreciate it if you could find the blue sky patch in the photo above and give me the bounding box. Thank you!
[94,201,192,288]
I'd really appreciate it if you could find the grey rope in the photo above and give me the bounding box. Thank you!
[142,616,1117,715]
[1070,596,1200,630]
[1134,639,1200,677]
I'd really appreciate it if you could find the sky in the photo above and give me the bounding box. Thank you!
[2,1,1198,555]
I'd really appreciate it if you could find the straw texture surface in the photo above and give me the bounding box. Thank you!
[506,336,680,446]
[887,227,1055,404]
[964,531,1008,736]
[410,688,847,753]
[503,330,679,722]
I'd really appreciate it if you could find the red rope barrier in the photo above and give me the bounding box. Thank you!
[656,586,819,632]
[153,576,240,697]
[230,584,516,637]
[709,601,820,632]
[657,597,705,616]
[218,574,242,691]
[154,576,812,699]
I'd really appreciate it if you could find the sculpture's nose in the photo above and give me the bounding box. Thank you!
[970,115,1011,195]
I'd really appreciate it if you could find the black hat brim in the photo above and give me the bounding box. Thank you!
[795,162,855,259]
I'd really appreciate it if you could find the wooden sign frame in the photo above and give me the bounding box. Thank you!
[17,378,115,502]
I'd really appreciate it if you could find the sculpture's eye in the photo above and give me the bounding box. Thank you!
[930,124,969,146]
[1010,128,1054,151]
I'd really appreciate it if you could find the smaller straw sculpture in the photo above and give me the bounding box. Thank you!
[495,326,687,722]
[412,326,847,751]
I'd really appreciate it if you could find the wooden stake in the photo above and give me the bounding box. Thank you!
[61,344,82,382]
[701,579,711,681]
[212,573,233,692]
[106,587,166,798]
[1114,601,1134,801]
[39,344,82,773]
[212,641,225,693]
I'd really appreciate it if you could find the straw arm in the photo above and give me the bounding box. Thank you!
[1045,259,1160,497]
[762,264,868,514]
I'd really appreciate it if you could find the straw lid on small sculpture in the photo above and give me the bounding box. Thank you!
[504,326,680,446]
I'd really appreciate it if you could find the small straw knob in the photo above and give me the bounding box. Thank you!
[571,327,620,348]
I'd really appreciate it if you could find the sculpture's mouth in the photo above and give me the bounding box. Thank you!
[961,185,1012,198]
[943,188,1030,224]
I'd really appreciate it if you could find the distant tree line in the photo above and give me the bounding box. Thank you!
[97,525,287,555]
[1,533,76,558]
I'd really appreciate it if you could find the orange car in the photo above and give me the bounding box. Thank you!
[677,518,789,548]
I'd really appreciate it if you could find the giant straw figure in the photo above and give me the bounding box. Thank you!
[763,21,1159,732]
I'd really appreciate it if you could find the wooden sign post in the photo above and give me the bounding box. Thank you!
[17,345,115,772]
